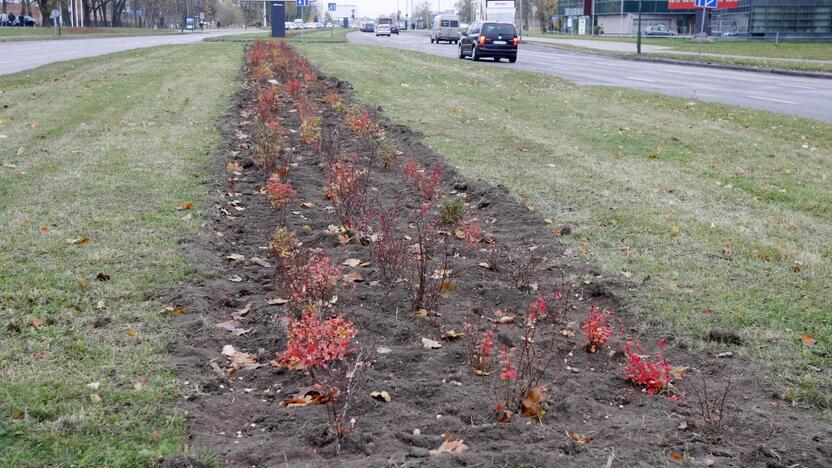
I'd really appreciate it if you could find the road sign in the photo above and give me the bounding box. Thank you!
[296,0,309,5]
[694,0,717,8]
[328,2,336,11]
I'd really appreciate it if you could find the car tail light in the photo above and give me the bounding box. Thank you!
[479,35,486,45]
[512,36,519,47]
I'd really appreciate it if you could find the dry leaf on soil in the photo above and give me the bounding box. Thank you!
[177,201,193,210]
[568,431,592,445]
[250,256,271,268]
[370,390,392,403]
[521,386,548,418]
[66,237,91,245]
[422,338,442,349]
[801,334,818,347]
[265,297,288,305]
[342,271,365,283]
[226,253,245,262]
[342,258,362,267]
[430,432,468,455]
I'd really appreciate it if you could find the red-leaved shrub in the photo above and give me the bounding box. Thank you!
[282,251,341,307]
[623,340,672,394]
[581,305,614,353]
[265,176,296,209]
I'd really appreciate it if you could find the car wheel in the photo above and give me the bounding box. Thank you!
[430,37,434,43]
[509,56,517,63]
[472,45,480,61]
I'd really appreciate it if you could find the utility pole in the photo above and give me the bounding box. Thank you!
[636,0,642,54]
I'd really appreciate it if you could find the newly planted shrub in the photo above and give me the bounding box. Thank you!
[367,208,408,290]
[325,156,368,233]
[271,227,297,259]
[623,340,672,394]
[581,305,614,353]
[265,176,296,209]
[279,305,359,438]
[282,251,342,307]
[439,197,467,224]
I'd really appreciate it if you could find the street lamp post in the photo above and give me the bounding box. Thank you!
[636,0,642,54]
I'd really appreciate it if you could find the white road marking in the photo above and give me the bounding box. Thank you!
[626,76,656,83]
[747,95,798,104]
[779,84,817,90]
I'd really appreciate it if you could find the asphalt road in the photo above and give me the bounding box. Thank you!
[0,30,257,76]
[349,31,832,122]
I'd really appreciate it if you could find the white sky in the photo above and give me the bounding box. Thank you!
[328,0,455,19]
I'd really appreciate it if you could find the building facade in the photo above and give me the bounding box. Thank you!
[557,0,832,37]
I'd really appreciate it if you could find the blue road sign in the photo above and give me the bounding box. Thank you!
[328,2,336,11]
[694,0,717,8]
[296,0,309,6]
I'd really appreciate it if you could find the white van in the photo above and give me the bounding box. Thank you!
[431,14,460,44]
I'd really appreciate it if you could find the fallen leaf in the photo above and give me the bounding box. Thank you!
[226,253,245,262]
[669,366,688,380]
[801,334,817,347]
[669,451,684,462]
[568,431,592,445]
[250,256,271,268]
[474,369,491,376]
[127,329,139,337]
[134,378,148,390]
[216,319,252,336]
[300,202,315,209]
[337,233,351,244]
[370,390,392,403]
[86,381,100,390]
[164,305,185,314]
[39,226,49,234]
[11,410,24,420]
[430,432,468,455]
[703,457,715,466]
[34,351,48,361]
[422,337,442,349]
[96,300,106,310]
[561,329,575,337]
[177,201,193,210]
[90,394,102,403]
[671,226,681,237]
[281,388,329,407]
[29,316,44,328]
[227,162,243,172]
[442,330,464,340]
[77,276,88,288]
[342,271,365,283]
[342,258,362,267]
[477,262,491,269]
[498,315,516,324]
[266,297,288,305]
[228,275,243,282]
[67,237,91,245]
[521,386,548,418]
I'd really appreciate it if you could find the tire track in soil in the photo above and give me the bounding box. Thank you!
[159,61,832,468]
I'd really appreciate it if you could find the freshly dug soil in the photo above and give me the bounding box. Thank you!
[163,56,832,467]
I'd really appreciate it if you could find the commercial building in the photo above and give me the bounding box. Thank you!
[557,0,832,37]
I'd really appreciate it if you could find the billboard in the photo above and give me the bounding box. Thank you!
[668,0,739,9]
[331,3,357,18]
[485,0,515,23]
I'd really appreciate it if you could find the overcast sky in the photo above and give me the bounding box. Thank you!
[334,0,455,18]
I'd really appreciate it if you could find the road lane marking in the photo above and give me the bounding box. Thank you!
[747,95,798,104]
[779,84,817,90]
[626,76,656,83]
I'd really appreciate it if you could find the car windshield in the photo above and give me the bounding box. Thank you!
[482,23,515,35]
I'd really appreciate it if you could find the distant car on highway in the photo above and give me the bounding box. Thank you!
[391,24,399,34]
[361,22,375,32]
[643,24,676,36]
[458,21,518,63]
[431,14,460,44]
[376,16,393,36]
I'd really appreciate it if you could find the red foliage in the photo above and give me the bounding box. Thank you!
[257,86,280,123]
[282,251,342,307]
[623,340,672,394]
[581,305,614,353]
[499,346,517,381]
[286,78,301,99]
[345,106,378,139]
[401,160,443,201]
[325,157,367,231]
[471,329,495,373]
[280,307,357,371]
[265,176,296,209]
[458,219,481,248]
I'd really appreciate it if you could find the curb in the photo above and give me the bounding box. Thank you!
[521,40,832,80]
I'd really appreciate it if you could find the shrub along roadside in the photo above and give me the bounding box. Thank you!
[0,43,243,465]
[295,42,832,411]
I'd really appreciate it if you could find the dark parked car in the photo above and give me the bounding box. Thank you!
[458,21,518,63]
[643,24,676,36]
[391,24,399,34]
[361,22,375,32]
[20,15,36,27]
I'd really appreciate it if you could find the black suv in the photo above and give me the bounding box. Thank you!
[458,21,518,63]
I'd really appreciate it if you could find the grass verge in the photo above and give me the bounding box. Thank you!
[0,42,242,465]
[295,41,832,411]
[207,28,351,43]
[0,26,180,41]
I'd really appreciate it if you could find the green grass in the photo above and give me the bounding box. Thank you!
[207,27,351,43]
[0,42,242,465]
[295,42,832,411]
[0,26,179,41]
[527,38,832,73]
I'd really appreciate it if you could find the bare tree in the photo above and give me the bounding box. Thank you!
[454,0,471,23]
